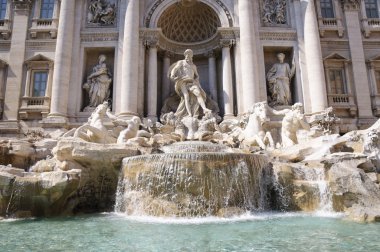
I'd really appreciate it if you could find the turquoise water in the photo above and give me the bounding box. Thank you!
[1,213,380,252]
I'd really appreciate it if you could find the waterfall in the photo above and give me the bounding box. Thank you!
[115,142,270,217]
[272,163,333,212]
[313,167,333,212]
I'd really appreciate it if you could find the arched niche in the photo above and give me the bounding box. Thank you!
[145,0,233,29]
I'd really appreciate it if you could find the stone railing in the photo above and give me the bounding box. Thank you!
[36,19,53,26]
[30,18,58,39]
[322,18,338,26]
[19,96,50,119]
[328,94,357,117]
[362,18,380,37]
[318,18,344,37]
[25,97,47,106]
[0,19,11,39]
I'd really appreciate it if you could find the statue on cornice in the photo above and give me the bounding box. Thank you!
[267,53,296,106]
[88,0,116,25]
[168,49,211,120]
[83,54,112,109]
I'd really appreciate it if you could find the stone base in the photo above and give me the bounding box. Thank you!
[40,116,68,129]
[0,121,19,134]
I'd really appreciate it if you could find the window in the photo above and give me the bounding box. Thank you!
[0,0,7,20]
[365,0,379,18]
[329,69,347,94]
[32,71,48,97]
[375,70,380,94]
[320,0,334,18]
[40,0,54,19]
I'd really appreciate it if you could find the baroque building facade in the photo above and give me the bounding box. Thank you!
[0,0,379,134]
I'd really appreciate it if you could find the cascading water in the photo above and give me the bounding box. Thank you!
[272,163,333,212]
[115,142,271,217]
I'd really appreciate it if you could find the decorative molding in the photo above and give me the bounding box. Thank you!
[142,29,161,48]
[12,0,32,10]
[218,27,236,40]
[80,32,119,42]
[25,40,56,51]
[341,0,360,11]
[219,38,235,48]
[259,31,297,41]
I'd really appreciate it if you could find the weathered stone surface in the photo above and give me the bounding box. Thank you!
[271,162,326,212]
[270,134,342,162]
[324,154,380,222]
[0,167,81,217]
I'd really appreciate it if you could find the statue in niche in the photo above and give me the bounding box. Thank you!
[168,49,211,120]
[267,53,296,106]
[83,54,112,109]
[88,0,116,25]
[262,0,287,25]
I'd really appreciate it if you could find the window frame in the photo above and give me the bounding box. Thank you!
[40,0,55,19]
[0,0,7,21]
[365,0,380,19]
[320,0,335,19]
[328,68,347,94]
[31,70,48,97]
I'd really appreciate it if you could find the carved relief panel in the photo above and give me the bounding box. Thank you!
[86,0,117,27]
[261,0,288,26]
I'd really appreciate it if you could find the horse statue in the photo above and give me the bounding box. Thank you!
[74,102,116,144]
[239,101,275,150]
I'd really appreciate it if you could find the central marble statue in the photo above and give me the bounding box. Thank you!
[169,49,211,120]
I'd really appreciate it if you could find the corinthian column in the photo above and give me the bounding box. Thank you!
[238,0,260,112]
[162,52,171,101]
[221,39,234,117]
[207,51,218,102]
[304,0,328,112]
[120,0,139,118]
[146,39,158,121]
[47,0,76,124]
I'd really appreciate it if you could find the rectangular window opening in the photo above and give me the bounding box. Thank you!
[40,0,55,19]
[32,71,48,97]
[320,0,335,18]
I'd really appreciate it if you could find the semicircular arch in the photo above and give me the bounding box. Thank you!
[145,0,234,29]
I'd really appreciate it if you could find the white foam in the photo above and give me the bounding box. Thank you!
[106,211,344,225]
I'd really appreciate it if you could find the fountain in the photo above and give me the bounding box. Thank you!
[0,49,380,224]
[115,142,271,217]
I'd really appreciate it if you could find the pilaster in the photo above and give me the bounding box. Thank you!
[342,0,374,118]
[1,1,31,127]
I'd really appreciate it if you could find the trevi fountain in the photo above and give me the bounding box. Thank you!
[1,1,380,250]
[0,48,379,251]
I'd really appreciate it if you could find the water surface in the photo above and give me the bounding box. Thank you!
[1,213,379,252]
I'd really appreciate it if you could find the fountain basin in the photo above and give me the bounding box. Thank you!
[116,152,271,217]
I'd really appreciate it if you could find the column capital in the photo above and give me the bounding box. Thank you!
[145,38,159,49]
[220,39,235,48]
[12,0,32,10]
[205,50,215,58]
[341,0,361,12]
[367,61,375,69]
